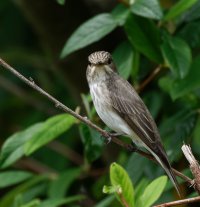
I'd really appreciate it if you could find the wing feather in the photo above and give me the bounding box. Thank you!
[107,73,162,150]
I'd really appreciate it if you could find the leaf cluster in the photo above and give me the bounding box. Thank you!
[1,0,200,206]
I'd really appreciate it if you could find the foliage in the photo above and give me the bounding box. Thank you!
[103,163,167,207]
[1,0,200,206]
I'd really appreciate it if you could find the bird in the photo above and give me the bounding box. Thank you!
[86,51,180,195]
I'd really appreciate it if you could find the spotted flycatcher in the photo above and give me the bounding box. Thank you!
[86,51,180,195]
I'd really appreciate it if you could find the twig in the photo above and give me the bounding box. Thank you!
[137,65,162,92]
[15,157,57,174]
[117,188,129,207]
[154,196,200,207]
[0,57,191,184]
[0,57,137,153]
[182,144,200,194]
[172,168,192,184]
[47,141,84,165]
[117,0,129,7]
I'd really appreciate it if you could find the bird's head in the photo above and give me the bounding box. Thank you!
[86,51,116,83]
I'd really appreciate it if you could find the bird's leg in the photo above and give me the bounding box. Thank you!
[108,132,126,137]
[103,132,126,144]
[100,131,125,145]
[100,134,112,144]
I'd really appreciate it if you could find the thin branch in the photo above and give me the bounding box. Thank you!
[172,168,192,184]
[117,0,129,7]
[154,196,200,207]
[0,57,136,153]
[182,144,200,194]
[137,65,162,92]
[47,140,84,165]
[117,188,130,207]
[0,57,191,185]
[15,157,57,174]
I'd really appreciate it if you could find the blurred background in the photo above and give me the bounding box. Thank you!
[1,0,200,206]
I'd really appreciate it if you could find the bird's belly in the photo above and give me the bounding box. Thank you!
[90,84,135,137]
[95,101,143,146]
[95,102,127,134]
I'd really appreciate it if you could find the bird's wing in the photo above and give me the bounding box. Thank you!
[107,74,162,152]
[106,74,181,195]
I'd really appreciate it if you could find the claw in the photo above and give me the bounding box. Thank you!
[108,132,125,137]
[100,134,112,145]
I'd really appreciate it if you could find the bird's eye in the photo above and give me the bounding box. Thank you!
[88,61,92,66]
[107,58,112,64]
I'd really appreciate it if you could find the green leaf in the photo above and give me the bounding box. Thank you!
[48,168,81,199]
[159,108,197,161]
[159,75,176,96]
[112,41,134,79]
[169,56,200,99]
[193,117,200,146]
[161,35,192,79]
[24,114,76,155]
[181,1,200,22]
[0,175,48,207]
[164,0,198,21]
[22,184,47,204]
[0,171,33,188]
[0,114,76,168]
[134,179,148,204]
[81,93,94,119]
[125,14,162,63]
[95,195,115,207]
[111,4,130,26]
[61,14,118,58]
[20,199,41,207]
[110,162,134,207]
[126,154,148,184]
[38,195,85,207]
[0,123,43,168]
[103,185,121,194]
[178,21,200,49]
[159,107,196,141]
[137,176,167,207]
[56,0,65,5]
[131,0,163,20]
[79,124,104,163]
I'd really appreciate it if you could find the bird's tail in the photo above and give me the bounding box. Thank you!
[151,150,181,197]
[163,165,181,197]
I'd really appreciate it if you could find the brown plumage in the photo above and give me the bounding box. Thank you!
[86,51,180,195]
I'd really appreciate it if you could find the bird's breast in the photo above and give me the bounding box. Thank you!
[89,82,133,136]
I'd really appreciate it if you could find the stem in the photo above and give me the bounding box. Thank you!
[182,144,200,194]
[154,196,200,207]
[137,65,162,92]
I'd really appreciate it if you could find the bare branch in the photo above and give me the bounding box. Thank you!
[137,65,162,92]
[154,196,200,207]
[182,144,200,194]
[0,57,192,185]
[15,157,57,174]
[48,141,84,165]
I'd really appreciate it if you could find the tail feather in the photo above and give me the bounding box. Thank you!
[164,166,181,197]
[147,147,181,197]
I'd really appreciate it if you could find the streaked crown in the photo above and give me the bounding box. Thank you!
[88,51,112,65]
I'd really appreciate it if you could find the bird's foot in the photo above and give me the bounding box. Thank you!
[103,132,124,145]
[108,132,125,137]
[100,135,112,144]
